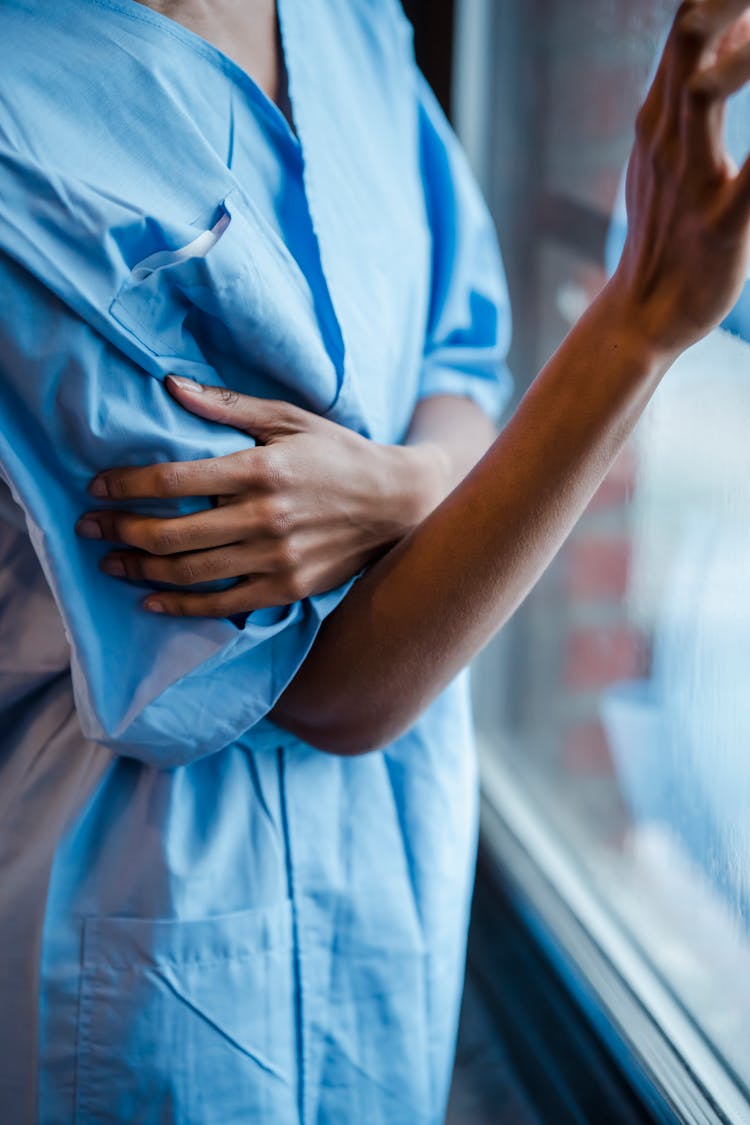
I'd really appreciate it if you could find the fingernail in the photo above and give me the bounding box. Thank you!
[88,477,108,498]
[100,557,126,577]
[166,375,204,394]
[76,518,102,539]
[145,599,165,613]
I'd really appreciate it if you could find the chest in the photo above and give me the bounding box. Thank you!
[7,0,434,441]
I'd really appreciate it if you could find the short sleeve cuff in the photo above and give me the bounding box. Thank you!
[417,361,514,423]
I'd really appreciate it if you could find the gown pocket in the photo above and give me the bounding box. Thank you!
[109,188,344,414]
[74,900,297,1125]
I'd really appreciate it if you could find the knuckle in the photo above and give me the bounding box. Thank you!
[274,540,301,574]
[156,465,183,496]
[145,525,179,556]
[202,595,230,618]
[107,474,132,500]
[237,447,260,480]
[259,496,293,539]
[153,595,181,616]
[219,388,241,408]
[263,446,290,489]
[280,573,306,604]
[120,553,144,580]
[674,1,706,40]
[253,446,284,490]
[165,594,205,617]
[686,72,719,105]
[94,513,118,541]
[265,397,294,423]
[112,517,140,547]
[276,399,304,427]
[249,448,272,490]
[173,557,202,585]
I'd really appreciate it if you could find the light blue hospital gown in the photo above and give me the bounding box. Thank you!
[0,1,512,1122]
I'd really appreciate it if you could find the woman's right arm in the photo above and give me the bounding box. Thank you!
[269,0,750,754]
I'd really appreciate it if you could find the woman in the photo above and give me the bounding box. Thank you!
[0,0,748,1122]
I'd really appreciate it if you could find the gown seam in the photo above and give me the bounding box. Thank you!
[277,744,306,1125]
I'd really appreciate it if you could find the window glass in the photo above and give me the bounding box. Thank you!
[467,0,750,1084]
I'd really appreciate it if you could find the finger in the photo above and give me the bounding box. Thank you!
[89,447,266,501]
[678,0,750,48]
[144,579,260,618]
[716,10,750,58]
[690,37,750,98]
[684,39,750,167]
[723,148,750,225]
[76,506,241,554]
[100,538,294,587]
[142,573,297,618]
[143,566,313,616]
[682,79,728,172]
[658,1,749,117]
[165,376,310,443]
[100,544,252,586]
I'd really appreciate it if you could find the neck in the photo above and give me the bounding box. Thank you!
[133,0,285,112]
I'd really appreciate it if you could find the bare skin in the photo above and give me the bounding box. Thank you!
[80,395,493,607]
[79,1,750,755]
[137,0,284,107]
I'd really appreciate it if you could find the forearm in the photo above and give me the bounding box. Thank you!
[402,393,498,504]
[82,3,750,751]
[378,394,498,538]
[272,0,750,756]
[270,282,671,753]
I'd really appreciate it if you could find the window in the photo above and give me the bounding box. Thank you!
[457,0,750,1114]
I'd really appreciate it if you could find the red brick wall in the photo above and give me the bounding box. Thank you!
[483,0,674,827]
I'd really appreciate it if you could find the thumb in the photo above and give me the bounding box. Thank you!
[165,375,298,443]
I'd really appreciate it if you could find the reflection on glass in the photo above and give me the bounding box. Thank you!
[472,0,750,1084]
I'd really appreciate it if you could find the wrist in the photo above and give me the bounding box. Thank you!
[597,272,687,371]
[382,442,450,538]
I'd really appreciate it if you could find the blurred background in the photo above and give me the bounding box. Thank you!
[405,2,750,1121]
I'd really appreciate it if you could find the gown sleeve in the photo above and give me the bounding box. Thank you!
[0,235,351,769]
[415,72,514,421]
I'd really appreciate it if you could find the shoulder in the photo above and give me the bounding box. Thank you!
[319,0,416,72]
[0,2,105,166]
[346,0,414,38]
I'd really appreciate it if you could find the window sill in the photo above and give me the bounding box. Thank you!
[477,741,750,1125]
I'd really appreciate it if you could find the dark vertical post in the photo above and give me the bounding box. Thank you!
[401,0,457,120]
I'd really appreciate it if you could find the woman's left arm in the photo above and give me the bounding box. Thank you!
[77,386,496,612]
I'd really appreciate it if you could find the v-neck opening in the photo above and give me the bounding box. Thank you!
[88,0,300,151]
[83,0,351,413]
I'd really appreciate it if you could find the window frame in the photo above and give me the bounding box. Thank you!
[452,3,750,1120]
[478,745,750,1125]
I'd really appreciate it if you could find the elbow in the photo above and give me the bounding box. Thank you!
[313,729,394,757]
[273,679,437,757]
[93,706,406,765]
[273,706,410,758]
